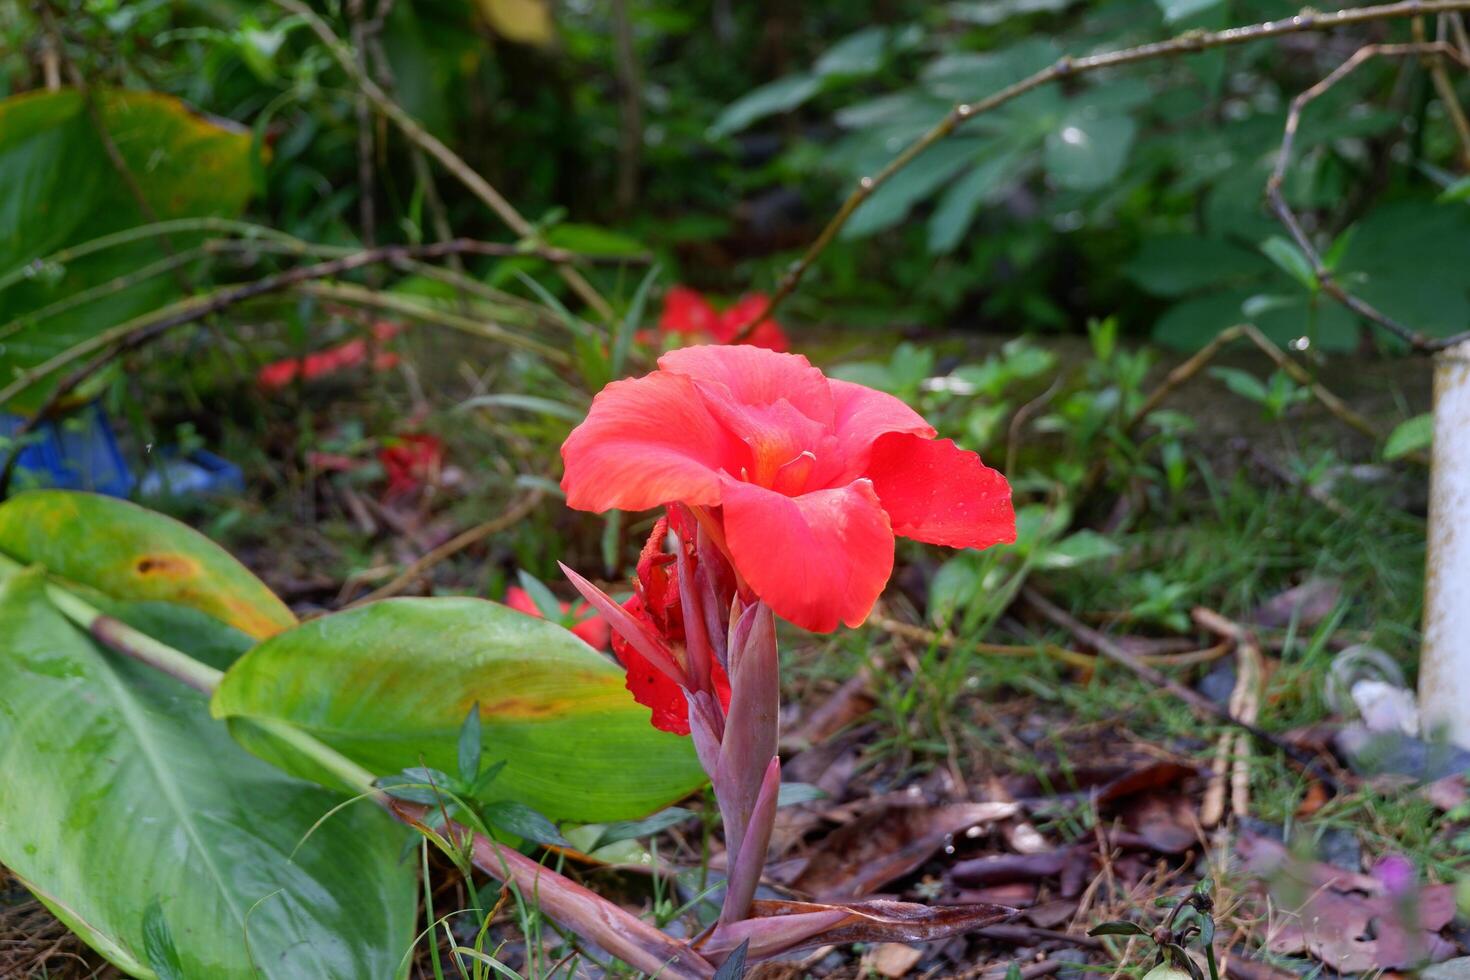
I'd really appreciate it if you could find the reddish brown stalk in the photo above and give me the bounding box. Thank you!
[391,801,715,980]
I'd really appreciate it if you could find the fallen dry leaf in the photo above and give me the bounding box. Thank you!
[785,671,877,749]
[1295,780,1330,817]
[1420,774,1468,811]
[1238,831,1456,971]
[755,898,1014,949]
[1117,791,1199,854]
[867,943,924,978]
[793,802,1017,900]
[1253,577,1342,629]
[951,848,1081,887]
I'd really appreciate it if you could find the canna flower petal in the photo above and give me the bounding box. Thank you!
[721,478,895,632]
[818,379,937,485]
[865,433,1017,550]
[613,594,698,734]
[660,346,833,426]
[658,285,720,340]
[559,371,735,513]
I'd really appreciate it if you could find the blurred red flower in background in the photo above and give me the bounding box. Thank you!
[257,322,401,390]
[656,286,789,352]
[378,434,444,498]
[504,585,611,650]
[560,346,1015,633]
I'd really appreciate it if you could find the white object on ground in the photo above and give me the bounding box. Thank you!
[1350,679,1420,736]
[1420,340,1470,749]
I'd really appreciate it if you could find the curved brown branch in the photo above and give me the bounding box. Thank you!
[1266,41,1470,353]
[348,489,546,605]
[738,0,1470,339]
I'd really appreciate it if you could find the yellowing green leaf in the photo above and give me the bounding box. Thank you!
[0,490,294,639]
[212,596,707,822]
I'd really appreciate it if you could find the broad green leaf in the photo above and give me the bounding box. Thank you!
[922,39,1063,105]
[0,490,294,639]
[142,900,185,980]
[0,90,254,412]
[814,27,891,78]
[776,782,828,806]
[927,150,1027,253]
[1043,108,1136,191]
[0,572,416,979]
[828,361,898,392]
[1154,0,1223,22]
[1335,199,1470,340]
[842,139,990,239]
[835,91,950,131]
[458,702,484,784]
[950,0,1070,25]
[211,597,707,823]
[1125,236,1268,297]
[709,74,821,138]
[1384,414,1433,460]
[1152,288,1359,353]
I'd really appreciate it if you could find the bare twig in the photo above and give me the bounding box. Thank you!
[1266,41,1470,352]
[738,0,1470,337]
[1022,586,1342,791]
[1416,16,1470,167]
[270,0,617,321]
[347,0,377,257]
[1200,627,1263,828]
[348,489,545,605]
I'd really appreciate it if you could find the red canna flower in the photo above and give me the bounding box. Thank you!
[504,585,611,650]
[709,293,789,352]
[560,346,1015,633]
[257,321,402,390]
[606,512,733,733]
[378,433,444,498]
[656,286,789,352]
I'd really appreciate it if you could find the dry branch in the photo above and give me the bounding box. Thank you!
[1266,41,1470,352]
[1022,586,1342,791]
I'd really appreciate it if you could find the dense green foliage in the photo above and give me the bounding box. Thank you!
[5,0,1468,357]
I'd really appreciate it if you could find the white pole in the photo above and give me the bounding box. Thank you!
[1419,340,1470,749]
